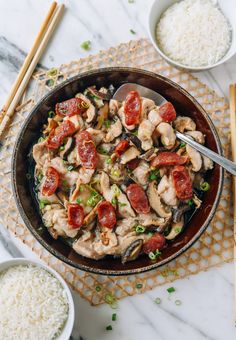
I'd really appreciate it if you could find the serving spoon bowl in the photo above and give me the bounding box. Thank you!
[114,83,236,176]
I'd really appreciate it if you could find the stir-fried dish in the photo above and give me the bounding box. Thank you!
[32,85,213,263]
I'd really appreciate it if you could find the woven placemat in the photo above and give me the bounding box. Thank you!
[0,38,233,305]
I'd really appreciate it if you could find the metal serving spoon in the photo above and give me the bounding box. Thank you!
[114,83,236,176]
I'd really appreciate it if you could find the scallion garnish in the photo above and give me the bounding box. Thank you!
[179,142,186,148]
[136,283,143,289]
[48,110,55,118]
[47,68,58,77]
[37,173,44,182]
[167,287,176,293]
[76,198,82,204]
[80,40,91,51]
[130,29,136,34]
[103,119,111,129]
[87,191,102,207]
[46,79,54,87]
[106,325,112,331]
[111,198,117,206]
[118,202,127,207]
[104,293,118,309]
[148,252,156,260]
[111,184,120,197]
[106,157,112,164]
[135,225,145,234]
[79,185,84,192]
[200,181,210,191]
[112,313,117,321]
[188,199,194,206]
[128,0,134,3]
[95,285,101,292]
[67,165,74,171]
[38,136,45,143]
[148,169,160,182]
[175,299,182,306]
[155,297,161,304]
[39,199,50,209]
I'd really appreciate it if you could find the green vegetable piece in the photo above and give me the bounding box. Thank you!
[79,185,84,192]
[95,285,101,292]
[47,68,58,77]
[149,169,160,182]
[38,136,45,143]
[48,110,55,118]
[111,184,120,197]
[155,249,161,257]
[81,40,91,51]
[155,297,161,304]
[106,157,112,164]
[136,283,143,289]
[179,142,186,148]
[106,325,112,331]
[37,173,44,182]
[67,165,74,171]
[167,287,175,293]
[39,199,50,209]
[76,198,82,204]
[46,79,55,87]
[148,252,156,260]
[175,299,182,306]
[112,313,117,321]
[111,198,117,206]
[130,29,136,34]
[135,225,145,234]
[200,181,210,191]
[103,119,111,129]
[118,202,127,207]
[188,199,194,206]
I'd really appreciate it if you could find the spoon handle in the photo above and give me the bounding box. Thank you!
[176,132,236,176]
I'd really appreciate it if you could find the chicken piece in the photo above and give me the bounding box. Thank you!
[186,130,205,144]
[174,116,196,133]
[100,171,114,202]
[109,99,120,116]
[117,106,136,130]
[73,232,103,260]
[141,98,155,119]
[93,230,118,256]
[76,93,96,123]
[67,148,81,166]
[104,118,122,142]
[156,122,176,149]
[138,119,155,151]
[115,218,137,237]
[33,141,53,169]
[147,181,172,218]
[148,107,162,126]
[120,146,140,164]
[43,204,78,238]
[138,212,166,227]
[49,157,67,175]
[157,175,178,206]
[64,114,84,130]
[186,144,202,172]
[117,190,136,218]
[132,160,149,186]
[86,128,105,145]
[202,155,214,171]
[37,191,61,205]
[63,170,79,187]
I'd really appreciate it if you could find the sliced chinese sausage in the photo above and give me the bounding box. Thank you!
[126,183,150,214]
[115,140,129,156]
[46,120,76,149]
[76,130,98,169]
[56,97,88,117]
[97,201,117,229]
[41,167,60,196]
[158,102,176,122]
[147,181,172,218]
[124,90,142,126]
[68,203,84,229]
[151,152,188,167]
[172,165,193,200]
[143,233,166,254]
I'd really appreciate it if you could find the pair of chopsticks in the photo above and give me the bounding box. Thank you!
[0,1,64,139]
[229,84,236,326]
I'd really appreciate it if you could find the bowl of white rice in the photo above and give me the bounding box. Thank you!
[0,258,75,340]
[148,0,236,71]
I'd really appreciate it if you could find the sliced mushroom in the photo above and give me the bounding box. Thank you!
[33,141,53,169]
[172,205,191,223]
[138,212,166,227]
[186,130,205,144]
[59,137,75,160]
[100,171,114,202]
[157,175,178,207]
[165,218,184,240]
[139,148,156,161]
[148,107,162,126]
[174,116,196,133]
[95,102,109,129]
[138,119,155,151]
[186,144,202,172]
[117,190,136,218]
[73,233,103,260]
[86,86,111,101]
[124,133,142,151]
[104,117,122,142]
[156,122,176,149]
[147,181,172,218]
[120,146,140,164]
[48,227,58,240]
[121,239,143,264]
[193,194,202,209]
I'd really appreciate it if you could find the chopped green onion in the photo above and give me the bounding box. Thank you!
[118,202,127,207]
[38,136,45,143]
[149,169,160,182]
[174,227,182,234]
[76,198,82,204]
[79,185,84,192]
[48,110,55,118]
[26,173,31,180]
[136,283,143,289]
[175,299,182,306]
[39,199,50,209]
[95,285,101,292]
[46,79,54,87]
[148,252,156,260]
[47,68,58,77]
[97,146,109,155]
[200,181,210,191]
[87,191,102,207]
[80,40,91,51]
[111,198,117,206]
[130,29,136,34]
[148,232,154,237]
[112,313,117,321]
[155,249,161,257]
[167,287,176,293]
[105,293,117,306]
[188,199,194,206]
[106,157,112,164]
[106,325,112,331]
[103,119,111,129]
[135,225,145,234]
[155,297,161,304]
[179,142,186,148]
[67,165,74,171]
[132,130,138,136]
[128,0,134,3]
[37,173,44,182]
[111,184,120,197]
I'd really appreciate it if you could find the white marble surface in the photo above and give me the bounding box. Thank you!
[0,1,236,339]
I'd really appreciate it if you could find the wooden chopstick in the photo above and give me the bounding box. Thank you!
[229,84,236,326]
[0,1,57,125]
[0,3,65,139]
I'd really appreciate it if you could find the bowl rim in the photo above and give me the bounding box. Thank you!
[148,0,236,71]
[0,258,75,340]
[12,66,224,275]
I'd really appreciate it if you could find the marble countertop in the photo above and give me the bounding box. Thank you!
[0,1,236,339]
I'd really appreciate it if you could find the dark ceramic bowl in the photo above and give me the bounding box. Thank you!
[12,67,223,275]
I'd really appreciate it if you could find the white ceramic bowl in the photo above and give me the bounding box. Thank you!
[0,258,75,340]
[148,0,236,71]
